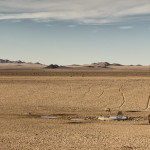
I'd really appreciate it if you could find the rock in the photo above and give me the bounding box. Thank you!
[45,64,59,69]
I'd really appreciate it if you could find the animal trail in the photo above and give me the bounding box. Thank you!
[144,96,150,110]
[98,90,105,98]
[81,85,93,98]
[97,86,111,99]
[118,85,125,108]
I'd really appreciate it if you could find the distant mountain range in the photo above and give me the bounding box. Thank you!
[67,62,124,68]
[0,59,143,68]
[45,62,124,69]
[0,59,42,65]
[86,62,123,67]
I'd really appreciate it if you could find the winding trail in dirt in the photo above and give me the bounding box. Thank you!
[144,96,150,110]
[97,86,111,99]
[98,90,105,98]
[80,85,93,99]
[94,85,112,110]
[118,85,126,108]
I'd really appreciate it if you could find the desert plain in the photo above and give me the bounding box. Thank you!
[1,65,150,149]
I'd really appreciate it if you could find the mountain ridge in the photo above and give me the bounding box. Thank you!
[0,58,42,65]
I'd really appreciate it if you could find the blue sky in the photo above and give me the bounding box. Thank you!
[0,0,150,65]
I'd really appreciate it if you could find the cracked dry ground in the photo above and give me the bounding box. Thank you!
[1,76,150,149]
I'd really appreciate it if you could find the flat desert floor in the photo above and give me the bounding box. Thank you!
[1,74,150,149]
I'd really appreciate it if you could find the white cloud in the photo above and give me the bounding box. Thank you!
[68,25,77,28]
[119,26,133,30]
[0,0,150,24]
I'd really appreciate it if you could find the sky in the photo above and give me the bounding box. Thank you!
[0,0,150,65]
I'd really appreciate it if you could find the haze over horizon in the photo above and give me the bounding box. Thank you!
[1,0,150,65]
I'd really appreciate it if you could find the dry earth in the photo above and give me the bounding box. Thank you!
[1,74,150,149]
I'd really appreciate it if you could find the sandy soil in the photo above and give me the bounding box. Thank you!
[1,75,150,149]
